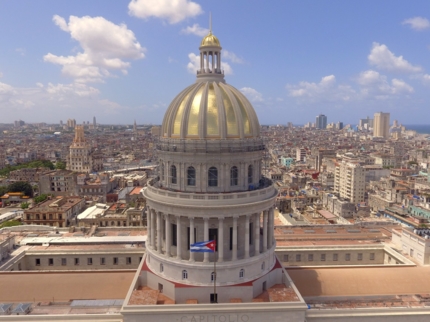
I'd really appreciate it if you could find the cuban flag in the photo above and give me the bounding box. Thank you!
[190,240,216,252]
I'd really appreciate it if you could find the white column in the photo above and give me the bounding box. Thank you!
[205,52,209,71]
[218,217,224,262]
[263,210,268,252]
[218,52,221,72]
[232,216,238,261]
[269,207,274,248]
[189,217,195,262]
[146,207,151,247]
[204,218,209,262]
[211,53,214,71]
[156,212,161,254]
[254,213,260,256]
[245,215,250,259]
[200,52,203,71]
[151,210,155,249]
[177,216,182,260]
[165,214,171,257]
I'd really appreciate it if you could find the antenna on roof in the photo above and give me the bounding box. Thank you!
[209,12,212,33]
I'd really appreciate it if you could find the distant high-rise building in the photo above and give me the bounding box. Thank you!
[315,114,327,129]
[373,112,390,138]
[93,116,96,129]
[358,116,373,131]
[67,119,76,129]
[334,160,365,203]
[60,120,63,126]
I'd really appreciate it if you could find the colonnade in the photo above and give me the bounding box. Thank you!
[146,207,275,262]
[200,51,221,74]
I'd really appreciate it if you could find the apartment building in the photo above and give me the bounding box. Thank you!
[335,160,365,203]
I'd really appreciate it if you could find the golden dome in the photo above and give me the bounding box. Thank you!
[200,32,221,47]
[162,81,260,140]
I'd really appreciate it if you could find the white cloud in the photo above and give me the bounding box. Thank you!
[181,23,208,37]
[187,53,233,75]
[402,17,430,31]
[44,15,145,83]
[128,0,202,24]
[357,70,413,96]
[287,75,356,102]
[240,87,263,102]
[187,53,200,74]
[53,14,69,32]
[0,81,126,121]
[223,50,243,64]
[368,42,421,73]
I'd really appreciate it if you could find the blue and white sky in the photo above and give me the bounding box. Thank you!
[1,0,430,125]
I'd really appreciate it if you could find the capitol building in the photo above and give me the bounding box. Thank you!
[127,28,307,320]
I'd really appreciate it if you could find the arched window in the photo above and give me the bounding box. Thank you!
[230,166,238,186]
[182,270,188,280]
[261,261,265,271]
[171,165,177,184]
[160,263,164,272]
[211,272,216,282]
[239,268,244,279]
[187,166,196,186]
[248,165,253,184]
[208,167,218,187]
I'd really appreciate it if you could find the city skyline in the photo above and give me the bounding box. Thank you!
[1,1,430,125]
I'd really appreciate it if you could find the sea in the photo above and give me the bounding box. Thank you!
[403,125,430,135]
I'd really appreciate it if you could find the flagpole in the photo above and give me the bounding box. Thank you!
[214,237,217,303]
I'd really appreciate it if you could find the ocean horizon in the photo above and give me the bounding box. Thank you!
[403,125,430,135]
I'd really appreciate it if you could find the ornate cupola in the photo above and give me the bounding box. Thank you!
[197,22,224,82]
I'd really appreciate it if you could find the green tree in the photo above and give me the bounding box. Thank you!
[0,186,8,197]
[34,194,49,204]
[55,160,67,170]
[20,202,29,209]
[7,181,33,197]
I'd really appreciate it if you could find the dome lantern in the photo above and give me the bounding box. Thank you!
[197,16,224,82]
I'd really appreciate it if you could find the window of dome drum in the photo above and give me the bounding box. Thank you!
[208,167,218,187]
[230,166,238,186]
[170,165,177,184]
[239,269,244,279]
[211,272,216,282]
[182,270,188,280]
[187,166,196,186]
[248,165,253,184]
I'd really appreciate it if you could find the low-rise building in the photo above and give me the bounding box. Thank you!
[24,196,85,227]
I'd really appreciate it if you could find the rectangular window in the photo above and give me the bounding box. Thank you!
[296,254,301,262]
[321,254,326,261]
[48,258,54,266]
[345,253,351,261]
[74,258,79,265]
[87,258,93,265]
[126,257,132,265]
[172,223,177,246]
[333,253,338,261]
[35,258,41,266]
[249,222,253,245]
[229,227,233,250]
[100,257,106,265]
[370,253,375,260]
[283,254,289,262]
[113,257,118,265]
[61,258,67,266]
[358,253,363,261]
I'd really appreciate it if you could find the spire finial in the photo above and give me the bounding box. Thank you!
[209,12,212,33]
